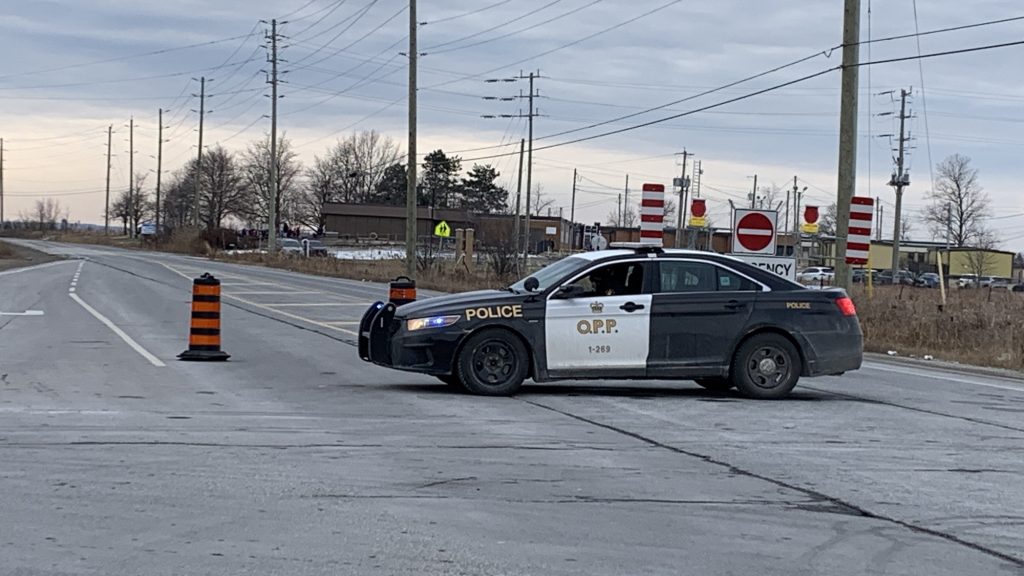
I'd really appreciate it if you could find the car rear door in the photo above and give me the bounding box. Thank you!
[544,260,652,377]
[647,259,764,377]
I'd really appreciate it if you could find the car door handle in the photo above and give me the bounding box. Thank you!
[620,302,645,312]
[725,300,746,310]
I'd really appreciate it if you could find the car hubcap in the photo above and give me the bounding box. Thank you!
[472,341,516,386]
[746,346,790,389]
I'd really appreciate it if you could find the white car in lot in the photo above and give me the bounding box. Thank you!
[956,274,978,289]
[797,266,834,285]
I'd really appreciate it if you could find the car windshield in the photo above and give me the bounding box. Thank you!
[509,256,589,292]
[280,239,300,247]
[308,240,325,248]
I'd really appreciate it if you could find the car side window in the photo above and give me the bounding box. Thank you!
[570,262,645,297]
[657,261,717,293]
[716,267,761,292]
[658,261,760,293]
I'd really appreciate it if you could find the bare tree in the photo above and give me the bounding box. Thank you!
[30,198,62,230]
[530,184,555,216]
[197,146,245,230]
[757,184,782,210]
[129,173,150,235]
[819,203,838,236]
[965,231,1001,278]
[111,190,130,234]
[900,214,914,241]
[924,154,991,247]
[239,134,303,233]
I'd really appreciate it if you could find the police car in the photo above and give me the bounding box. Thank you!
[359,245,863,399]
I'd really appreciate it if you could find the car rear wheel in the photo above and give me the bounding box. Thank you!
[456,329,528,396]
[731,334,800,400]
[694,378,734,393]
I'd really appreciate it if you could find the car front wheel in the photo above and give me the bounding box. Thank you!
[456,329,528,396]
[731,334,801,400]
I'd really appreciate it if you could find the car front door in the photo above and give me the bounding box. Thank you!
[545,260,652,378]
[647,260,763,377]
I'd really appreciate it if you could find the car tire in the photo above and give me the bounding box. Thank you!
[436,374,465,391]
[730,333,801,400]
[695,378,735,393]
[456,329,529,396]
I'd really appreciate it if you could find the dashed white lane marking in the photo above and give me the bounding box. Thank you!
[68,260,165,368]
[0,310,45,316]
[0,259,76,277]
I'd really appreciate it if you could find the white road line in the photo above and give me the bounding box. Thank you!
[0,260,76,277]
[0,310,45,316]
[862,362,1024,393]
[323,321,359,325]
[226,290,321,295]
[263,302,373,307]
[69,293,166,368]
[159,262,358,336]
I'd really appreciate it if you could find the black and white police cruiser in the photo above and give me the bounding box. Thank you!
[359,244,863,399]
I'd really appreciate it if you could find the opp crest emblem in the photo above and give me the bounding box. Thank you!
[590,301,604,313]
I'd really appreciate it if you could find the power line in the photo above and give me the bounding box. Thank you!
[426,0,602,56]
[423,0,514,25]
[424,0,566,51]
[288,5,406,73]
[289,0,353,39]
[0,33,255,82]
[289,0,380,66]
[425,0,683,89]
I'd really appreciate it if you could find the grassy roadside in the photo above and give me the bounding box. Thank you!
[0,240,63,272]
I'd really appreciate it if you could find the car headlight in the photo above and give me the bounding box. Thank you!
[406,315,460,332]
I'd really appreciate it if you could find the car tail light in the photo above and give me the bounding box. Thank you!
[835,296,857,317]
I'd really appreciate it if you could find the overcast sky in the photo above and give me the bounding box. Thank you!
[2,0,1023,251]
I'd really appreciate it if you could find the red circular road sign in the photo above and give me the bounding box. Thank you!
[736,212,775,251]
[691,198,707,218]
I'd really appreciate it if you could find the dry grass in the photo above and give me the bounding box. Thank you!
[0,241,13,259]
[222,252,514,294]
[853,285,1024,370]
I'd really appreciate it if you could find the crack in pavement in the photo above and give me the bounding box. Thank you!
[519,398,1024,568]
[801,385,1024,434]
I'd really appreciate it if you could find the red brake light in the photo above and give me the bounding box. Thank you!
[835,296,857,317]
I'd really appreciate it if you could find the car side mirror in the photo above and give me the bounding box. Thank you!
[554,284,585,299]
[524,277,540,292]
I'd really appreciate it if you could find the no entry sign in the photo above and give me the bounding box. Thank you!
[732,209,777,255]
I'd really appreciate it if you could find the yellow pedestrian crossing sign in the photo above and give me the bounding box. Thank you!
[433,220,451,238]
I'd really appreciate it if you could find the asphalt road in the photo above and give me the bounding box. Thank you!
[2,239,1023,576]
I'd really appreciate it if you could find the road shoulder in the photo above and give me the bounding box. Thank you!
[0,239,63,272]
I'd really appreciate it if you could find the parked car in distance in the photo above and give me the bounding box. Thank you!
[915,272,941,288]
[277,238,304,256]
[988,278,1013,290]
[876,270,915,285]
[305,239,330,257]
[797,266,834,285]
[956,274,979,289]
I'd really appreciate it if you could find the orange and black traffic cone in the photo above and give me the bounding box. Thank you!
[178,273,230,361]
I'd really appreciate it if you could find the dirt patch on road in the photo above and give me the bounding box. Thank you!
[0,240,62,272]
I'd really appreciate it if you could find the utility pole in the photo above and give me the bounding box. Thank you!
[623,174,630,227]
[128,115,135,238]
[617,193,622,228]
[482,71,541,259]
[523,71,537,259]
[268,20,281,253]
[749,174,758,208]
[875,196,882,240]
[569,167,577,249]
[0,138,5,230]
[193,76,207,229]
[405,1,418,276]
[155,108,164,242]
[104,126,112,234]
[513,139,525,260]
[879,204,884,240]
[889,88,911,276]
[833,0,861,290]
[675,150,689,248]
